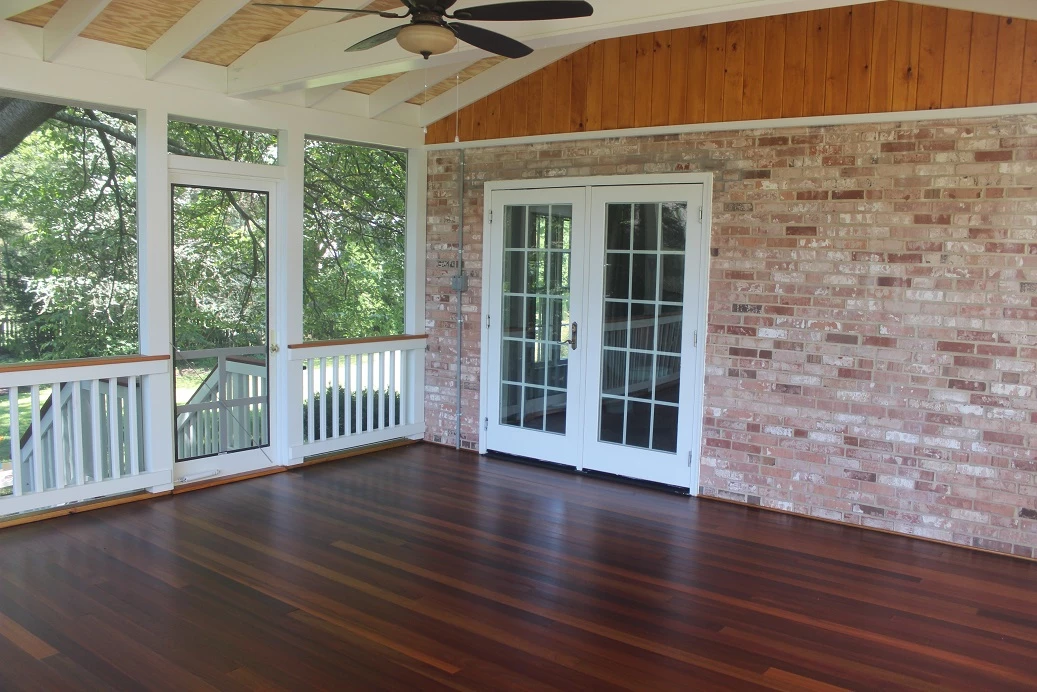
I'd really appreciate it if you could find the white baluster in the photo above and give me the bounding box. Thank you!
[52,382,67,489]
[30,385,42,492]
[318,357,327,441]
[107,380,121,479]
[385,352,391,427]
[90,379,102,481]
[71,381,85,485]
[354,355,362,435]
[331,356,340,440]
[128,376,140,475]
[376,352,385,429]
[306,359,315,444]
[369,352,377,433]
[9,386,22,496]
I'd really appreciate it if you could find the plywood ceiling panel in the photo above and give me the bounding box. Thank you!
[81,0,202,51]
[408,56,506,105]
[185,0,405,67]
[344,72,404,94]
[8,0,65,27]
[185,0,324,66]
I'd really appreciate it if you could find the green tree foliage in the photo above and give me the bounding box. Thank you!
[167,120,277,164]
[172,187,268,351]
[0,101,407,365]
[303,139,406,340]
[0,107,137,361]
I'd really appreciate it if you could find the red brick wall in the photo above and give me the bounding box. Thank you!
[424,114,1037,558]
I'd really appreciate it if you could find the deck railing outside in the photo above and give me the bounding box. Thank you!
[175,348,269,460]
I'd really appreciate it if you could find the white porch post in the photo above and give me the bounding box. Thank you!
[405,147,427,438]
[137,107,175,492]
[278,128,305,465]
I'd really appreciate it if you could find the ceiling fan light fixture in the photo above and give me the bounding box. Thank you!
[397,23,456,59]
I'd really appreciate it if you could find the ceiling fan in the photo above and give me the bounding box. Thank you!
[253,1,594,59]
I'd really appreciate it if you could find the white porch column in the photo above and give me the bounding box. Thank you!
[137,107,175,492]
[277,128,305,465]
[405,147,427,438]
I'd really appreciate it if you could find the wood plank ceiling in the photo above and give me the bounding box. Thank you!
[5,1,1036,133]
[8,0,420,90]
[425,0,1037,144]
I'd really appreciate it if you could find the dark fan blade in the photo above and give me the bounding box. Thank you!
[346,25,404,52]
[253,3,404,17]
[449,22,531,58]
[452,1,592,22]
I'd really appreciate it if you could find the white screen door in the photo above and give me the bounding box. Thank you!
[485,181,706,489]
[484,188,586,466]
[170,171,279,482]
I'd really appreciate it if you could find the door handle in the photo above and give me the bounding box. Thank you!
[561,322,578,350]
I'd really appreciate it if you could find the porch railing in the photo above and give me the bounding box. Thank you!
[288,335,426,459]
[0,356,170,516]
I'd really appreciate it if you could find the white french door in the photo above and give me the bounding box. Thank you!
[484,180,708,490]
[484,188,586,466]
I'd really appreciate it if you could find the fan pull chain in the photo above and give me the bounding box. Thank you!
[454,68,460,143]
[422,64,429,135]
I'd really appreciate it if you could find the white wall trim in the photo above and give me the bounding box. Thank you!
[406,148,428,336]
[428,103,1037,151]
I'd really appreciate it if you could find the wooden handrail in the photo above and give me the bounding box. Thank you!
[288,334,427,350]
[0,354,170,375]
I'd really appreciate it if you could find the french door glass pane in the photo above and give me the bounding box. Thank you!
[172,186,270,461]
[499,204,572,433]
[598,202,687,453]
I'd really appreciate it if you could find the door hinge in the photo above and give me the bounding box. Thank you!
[489,209,493,223]
[483,417,488,431]
[693,330,698,348]
[486,314,491,329]
[688,450,694,467]
[698,206,704,221]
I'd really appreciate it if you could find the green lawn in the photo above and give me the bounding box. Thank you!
[175,367,212,406]
[1,388,36,466]
[1,388,34,493]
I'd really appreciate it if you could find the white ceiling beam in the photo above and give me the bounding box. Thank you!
[145,0,250,80]
[1,0,50,19]
[368,61,476,119]
[42,0,112,62]
[303,83,348,108]
[419,44,586,127]
[227,0,876,99]
[910,0,1037,20]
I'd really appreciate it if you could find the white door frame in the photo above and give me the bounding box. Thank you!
[168,161,285,483]
[480,173,713,493]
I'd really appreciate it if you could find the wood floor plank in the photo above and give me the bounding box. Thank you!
[0,444,1035,690]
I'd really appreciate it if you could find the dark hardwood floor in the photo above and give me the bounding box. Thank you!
[0,444,1035,691]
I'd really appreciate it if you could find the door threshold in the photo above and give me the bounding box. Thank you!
[485,450,576,473]
[485,450,690,495]
[580,468,691,496]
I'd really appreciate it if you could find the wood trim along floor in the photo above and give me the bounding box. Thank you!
[700,493,1037,565]
[0,438,420,530]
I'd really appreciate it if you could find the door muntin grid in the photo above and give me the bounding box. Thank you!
[500,204,572,433]
[599,202,687,453]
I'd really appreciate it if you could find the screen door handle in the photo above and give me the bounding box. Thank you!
[561,322,578,350]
